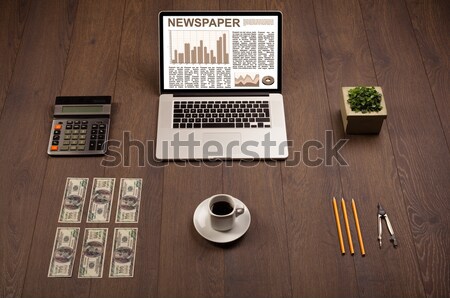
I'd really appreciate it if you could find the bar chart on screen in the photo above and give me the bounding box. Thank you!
[170,31,230,64]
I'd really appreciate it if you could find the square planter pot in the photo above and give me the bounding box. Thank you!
[340,86,387,134]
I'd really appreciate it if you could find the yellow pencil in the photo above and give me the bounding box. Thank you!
[341,198,354,255]
[352,199,366,256]
[332,197,345,254]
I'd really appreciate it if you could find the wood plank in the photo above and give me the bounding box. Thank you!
[87,0,169,296]
[21,1,125,297]
[158,165,224,298]
[314,0,425,296]
[220,0,266,9]
[406,0,450,144]
[218,1,291,297]
[157,1,227,297]
[359,1,450,297]
[61,0,125,95]
[0,0,446,297]
[222,163,292,298]
[268,0,358,297]
[0,1,77,297]
[0,0,31,113]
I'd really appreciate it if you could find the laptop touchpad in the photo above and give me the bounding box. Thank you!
[202,133,242,157]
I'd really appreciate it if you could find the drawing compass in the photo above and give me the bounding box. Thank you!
[377,203,398,248]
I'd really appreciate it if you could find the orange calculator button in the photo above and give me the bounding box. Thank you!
[54,124,62,130]
[51,145,58,151]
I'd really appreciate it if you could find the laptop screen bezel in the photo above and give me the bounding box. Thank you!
[159,11,282,95]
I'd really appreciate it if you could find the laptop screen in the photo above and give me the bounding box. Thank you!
[159,11,282,94]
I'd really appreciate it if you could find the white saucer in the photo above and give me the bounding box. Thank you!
[193,197,251,243]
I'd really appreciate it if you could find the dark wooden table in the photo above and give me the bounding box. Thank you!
[0,0,449,297]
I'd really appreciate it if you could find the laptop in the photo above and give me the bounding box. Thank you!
[156,11,287,160]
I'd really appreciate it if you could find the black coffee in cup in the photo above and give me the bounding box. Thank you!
[211,201,233,215]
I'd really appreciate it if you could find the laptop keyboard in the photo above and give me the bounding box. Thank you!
[172,100,271,129]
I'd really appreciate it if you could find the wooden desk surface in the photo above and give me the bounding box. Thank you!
[0,0,448,297]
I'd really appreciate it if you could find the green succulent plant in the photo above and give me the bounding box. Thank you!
[347,86,383,113]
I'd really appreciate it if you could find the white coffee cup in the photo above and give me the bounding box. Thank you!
[208,194,245,231]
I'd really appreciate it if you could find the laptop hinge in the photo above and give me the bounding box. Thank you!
[173,92,270,97]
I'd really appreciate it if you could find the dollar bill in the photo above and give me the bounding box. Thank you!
[87,178,115,223]
[115,178,142,223]
[78,228,108,278]
[48,227,80,277]
[58,178,89,223]
[109,228,138,278]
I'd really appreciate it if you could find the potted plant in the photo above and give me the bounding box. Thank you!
[340,86,387,134]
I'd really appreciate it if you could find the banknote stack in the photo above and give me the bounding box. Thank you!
[49,177,141,278]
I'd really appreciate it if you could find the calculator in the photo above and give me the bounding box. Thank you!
[47,96,111,156]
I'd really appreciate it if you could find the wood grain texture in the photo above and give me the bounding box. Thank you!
[268,0,358,297]
[219,2,292,298]
[359,0,450,297]
[222,163,292,298]
[314,0,425,296]
[0,1,31,292]
[406,0,450,145]
[157,1,226,297]
[158,164,225,298]
[0,0,448,297]
[88,0,168,296]
[0,1,77,297]
[0,0,31,114]
[61,0,125,95]
[218,2,291,297]
[220,0,267,10]
[21,1,125,297]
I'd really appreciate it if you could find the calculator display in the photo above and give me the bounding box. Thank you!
[62,105,103,113]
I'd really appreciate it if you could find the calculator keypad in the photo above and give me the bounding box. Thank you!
[48,118,110,155]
